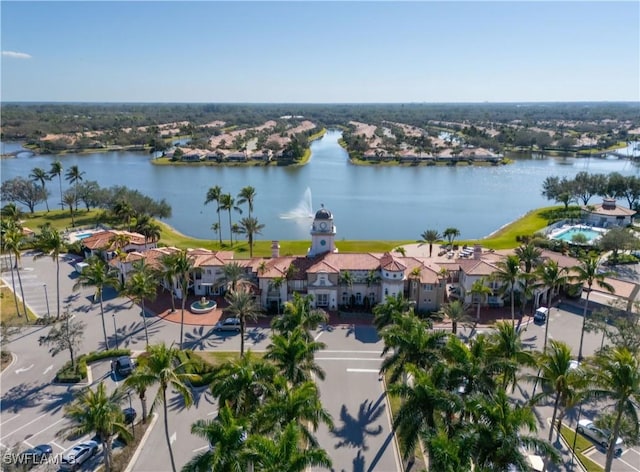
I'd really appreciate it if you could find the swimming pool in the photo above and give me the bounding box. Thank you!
[552,226,604,244]
[75,232,95,240]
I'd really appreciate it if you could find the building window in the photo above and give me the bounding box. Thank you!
[355,292,362,304]
[369,292,375,303]
[384,288,389,296]
[342,292,349,304]
[317,293,328,306]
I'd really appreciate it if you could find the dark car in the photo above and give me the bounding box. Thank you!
[213,317,241,332]
[123,407,137,425]
[113,356,135,377]
[18,444,53,468]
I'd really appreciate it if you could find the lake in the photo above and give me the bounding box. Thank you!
[2,131,639,241]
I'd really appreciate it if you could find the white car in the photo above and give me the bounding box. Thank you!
[60,440,99,471]
[577,419,623,455]
[213,317,241,332]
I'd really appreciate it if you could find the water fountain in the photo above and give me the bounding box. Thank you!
[190,296,217,314]
[279,187,314,219]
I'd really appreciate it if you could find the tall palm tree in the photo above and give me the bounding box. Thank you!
[29,167,51,212]
[124,260,158,347]
[587,347,640,472]
[159,252,180,314]
[372,292,412,330]
[439,299,471,335]
[488,321,535,391]
[112,200,135,231]
[221,261,246,293]
[265,327,326,385]
[255,378,333,446]
[573,253,615,361]
[469,278,492,322]
[530,340,584,442]
[218,193,242,246]
[237,185,257,218]
[62,191,77,225]
[271,292,327,339]
[48,160,64,210]
[237,216,264,258]
[2,225,29,320]
[34,223,65,319]
[209,351,278,417]
[64,165,85,211]
[135,215,162,248]
[418,229,441,257]
[269,276,285,315]
[515,243,542,313]
[444,334,498,396]
[170,249,199,349]
[491,254,522,326]
[127,343,194,472]
[73,256,120,349]
[339,270,354,308]
[205,185,223,246]
[183,405,250,472]
[535,259,569,351]
[0,221,22,317]
[1,202,23,222]
[245,421,332,472]
[225,288,261,357]
[63,381,131,472]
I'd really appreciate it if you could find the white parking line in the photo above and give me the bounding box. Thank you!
[346,368,379,373]
[0,413,48,440]
[0,414,21,425]
[192,445,209,453]
[618,456,640,472]
[51,441,65,451]
[316,357,381,361]
[324,350,381,354]
[26,417,67,439]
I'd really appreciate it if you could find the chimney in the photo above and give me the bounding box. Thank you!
[271,240,280,258]
[473,244,482,260]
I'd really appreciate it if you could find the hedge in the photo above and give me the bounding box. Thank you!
[54,348,133,384]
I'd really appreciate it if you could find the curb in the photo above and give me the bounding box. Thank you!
[123,412,159,472]
[0,352,18,374]
[547,418,588,472]
[380,374,407,472]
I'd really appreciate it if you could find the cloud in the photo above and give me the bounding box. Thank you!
[2,51,32,59]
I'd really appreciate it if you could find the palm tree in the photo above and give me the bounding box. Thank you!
[515,243,542,313]
[2,225,29,320]
[443,227,461,248]
[219,193,242,246]
[339,270,354,308]
[127,343,194,472]
[29,167,51,212]
[1,202,23,222]
[166,249,198,349]
[1,221,22,317]
[183,405,249,472]
[271,292,327,339]
[531,340,584,442]
[492,254,522,326]
[535,259,569,351]
[224,288,261,357]
[205,185,223,246]
[112,200,135,231]
[245,421,332,472]
[265,327,326,385]
[488,321,535,391]
[444,334,498,396]
[469,278,492,322]
[209,351,278,416]
[237,185,257,218]
[573,253,615,361]
[159,252,179,314]
[255,379,333,446]
[65,165,85,211]
[418,229,441,257]
[73,256,120,349]
[372,292,412,330]
[48,160,64,210]
[439,299,471,335]
[135,215,162,248]
[269,276,285,315]
[62,191,77,225]
[237,216,264,258]
[124,260,158,347]
[34,224,65,319]
[587,347,640,472]
[221,262,246,293]
[63,381,131,472]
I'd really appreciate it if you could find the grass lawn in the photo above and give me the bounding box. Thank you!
[559,424,603,472]
[1,283,37,326]
[22,208,104,232]
[193,350,265,366]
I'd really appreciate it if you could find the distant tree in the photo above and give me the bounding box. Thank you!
[237,216,264,258]
[49,160,64,210]
[237,186,257,218]
[124,260,158,347]
[418,229,441,257]
[219,193,242,246]
[443,227,461,247]
[598,227,640,263]
[205,185,223,246]
[0,177,48,213]
[34,223,65,319]
[469,278,492,322]
[439,300,471,335]
[28,167,51,212]
[76,180,101,211]
[62,190,77,225]
[65,165,85,209]
[541,176,574,209]
[225,288,261,357]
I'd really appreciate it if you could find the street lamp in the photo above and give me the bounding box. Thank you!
[43,284,51,318]
[112,313,119,349]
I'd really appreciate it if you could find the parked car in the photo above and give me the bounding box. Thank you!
[577,419,623,455]
[18,444,53,468]
[533,307,548,325]
[213,317,241,332]
[59,440,99,471]
[123,407,137,425]
[113,356,135,377]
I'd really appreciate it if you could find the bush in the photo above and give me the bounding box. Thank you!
[54,348,132,383]
[176,350,215,388]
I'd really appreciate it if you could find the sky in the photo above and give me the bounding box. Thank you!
[1,1,639,103]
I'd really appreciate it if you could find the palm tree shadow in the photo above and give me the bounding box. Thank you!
[353,449,365,472]
[245,327,267,344]
[332,396,385,451]
[182,326,227,351]
[167,388,191,412]
[1,382,48,413]
[110,321,161,348]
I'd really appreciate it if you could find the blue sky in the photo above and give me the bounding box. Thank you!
[1,1,639,103]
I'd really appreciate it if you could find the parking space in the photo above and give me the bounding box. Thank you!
[584,445,640,472]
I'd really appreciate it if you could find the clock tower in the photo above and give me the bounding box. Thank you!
[308,204,337,257]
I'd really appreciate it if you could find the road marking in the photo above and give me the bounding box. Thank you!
[15,364,34,374]
[51,441,65,451]
[314,331,323,341]
[346,368,379,373]
[323,350,382,354]
[618,457,640,472]
[207,411,218,416]
[316,357,381,361]
[43,365,54,375]
[0,413,48,439]
[27,417,67,439]
[170,432,177,445]
[1,414,21,425]
[192,445,209,453]
[23,440,34,448]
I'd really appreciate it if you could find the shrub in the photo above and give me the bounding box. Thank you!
[54,348,132,383]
